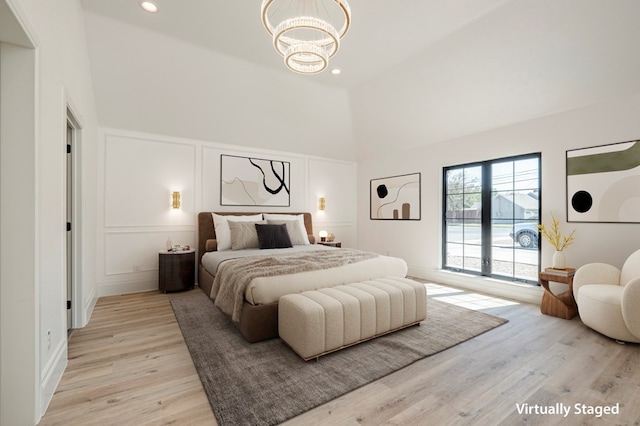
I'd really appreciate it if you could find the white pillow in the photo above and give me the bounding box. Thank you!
[266,220,306,246]
[211,213,262,251]
[263,214,310,245]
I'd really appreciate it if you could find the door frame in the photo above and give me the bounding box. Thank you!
[65,99,84,330]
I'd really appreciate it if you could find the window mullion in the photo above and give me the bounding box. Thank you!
[481,163,492,275]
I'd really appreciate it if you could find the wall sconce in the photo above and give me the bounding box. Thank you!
[172,191,181,209]
[318,197,326,211]
[319,230,328,242]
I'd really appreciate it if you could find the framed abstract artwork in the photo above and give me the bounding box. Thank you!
[370,172,421,220]
[566,139,640,223]
[220,154,290,207]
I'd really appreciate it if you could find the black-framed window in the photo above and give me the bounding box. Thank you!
[443,153,541,285]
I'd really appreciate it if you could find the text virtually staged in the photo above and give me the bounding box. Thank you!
[516,402,620,418]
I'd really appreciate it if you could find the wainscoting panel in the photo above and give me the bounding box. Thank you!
[308,158,356,233]
[104,133,196,227]
[105,230,195,276]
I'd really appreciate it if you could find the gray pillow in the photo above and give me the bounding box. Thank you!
[255,224,293,249]
[228,220,264,250]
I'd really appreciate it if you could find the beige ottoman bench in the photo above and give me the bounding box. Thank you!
[278,277,427,360]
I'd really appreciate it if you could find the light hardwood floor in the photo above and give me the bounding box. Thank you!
[39,291,216,426]
[40,284,640,426]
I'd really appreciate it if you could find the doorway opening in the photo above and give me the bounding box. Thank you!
[66,109,82,333]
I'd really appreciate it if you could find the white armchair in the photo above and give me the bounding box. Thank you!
[573,249,640,343]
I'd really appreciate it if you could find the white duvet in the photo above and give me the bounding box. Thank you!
[201,245,408,305]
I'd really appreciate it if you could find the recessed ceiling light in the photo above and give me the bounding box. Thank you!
[331,69,342,75]
[140,1,158,13]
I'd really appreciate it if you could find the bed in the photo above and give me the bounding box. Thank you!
[197,212,408,342]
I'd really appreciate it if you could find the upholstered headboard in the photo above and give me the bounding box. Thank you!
[196,212,314,263]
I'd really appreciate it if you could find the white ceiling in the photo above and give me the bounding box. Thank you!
[80,0,508,88]
[80,0,640,160]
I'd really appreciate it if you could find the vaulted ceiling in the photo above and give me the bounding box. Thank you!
[81,0,640,160]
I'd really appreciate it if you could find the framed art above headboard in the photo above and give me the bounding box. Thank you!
[220,155,291,207]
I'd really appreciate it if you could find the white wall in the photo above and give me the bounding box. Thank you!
[1,39,38,426]
[357,91,640,303]
[308,158,357,247]
[350,0,640,161]
[97,128,357,296]
[0,0,100,422]
[83,11,356,162]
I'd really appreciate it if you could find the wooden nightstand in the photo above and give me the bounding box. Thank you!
[318,241,342,248]
[539,271,577,319]
[159,249,195,293]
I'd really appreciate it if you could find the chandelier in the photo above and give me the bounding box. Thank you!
[261,0,352,75]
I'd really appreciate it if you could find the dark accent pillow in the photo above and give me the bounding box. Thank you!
[255,223,293,249]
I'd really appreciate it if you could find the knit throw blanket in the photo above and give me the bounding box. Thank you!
[211,248,378,322]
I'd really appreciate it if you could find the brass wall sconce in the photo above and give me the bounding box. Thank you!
[318,197,326,211]
[172,191,181,209]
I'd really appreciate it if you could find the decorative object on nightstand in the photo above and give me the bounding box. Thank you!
[538,212,576,269]
[159,249,195,293]
[539,269,577,319]
[543,267,575,277]
[317,229,339,246]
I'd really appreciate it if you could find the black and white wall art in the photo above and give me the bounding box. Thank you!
[370,172,421,220]
[220,154,290,206]
[566,139,640,223]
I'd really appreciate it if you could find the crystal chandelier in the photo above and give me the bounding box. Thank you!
[261,0,352,75]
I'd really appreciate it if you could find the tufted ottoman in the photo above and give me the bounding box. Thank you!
[278,277,427,360]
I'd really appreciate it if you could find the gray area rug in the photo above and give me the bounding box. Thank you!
[171,291,507,426]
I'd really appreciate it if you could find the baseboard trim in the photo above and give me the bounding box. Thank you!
[40,339,67,418]
[408,265,543,305]
[98,279,158,298]
[83,284,98,327]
